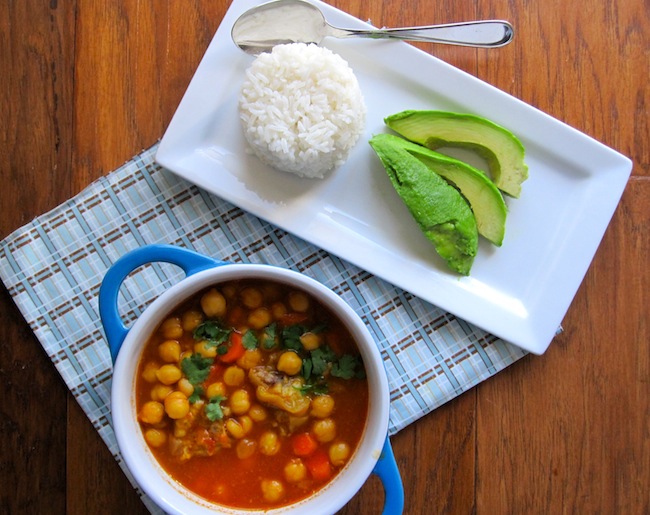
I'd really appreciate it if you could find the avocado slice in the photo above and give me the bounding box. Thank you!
[385,110,528,198]
[369,133,478,275]
[385,135,508,246]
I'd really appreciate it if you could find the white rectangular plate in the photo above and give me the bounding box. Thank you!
[156,0,632,354]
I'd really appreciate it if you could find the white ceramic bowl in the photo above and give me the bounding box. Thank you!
[100,244,402,515]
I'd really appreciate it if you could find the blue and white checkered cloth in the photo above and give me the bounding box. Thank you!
[0,144,527,511]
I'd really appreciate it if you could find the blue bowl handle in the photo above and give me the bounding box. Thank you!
[372,437,404,514]
[98,244,224,364]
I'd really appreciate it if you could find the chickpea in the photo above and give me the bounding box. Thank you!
[237,349,262,370]
[239,415,253,434]
[141,361,159,383]
[139,401,164,425]
[164,391,190,419]
[223,366,245,386]
[249,404,268,422]
[230,389,251,415]
[167,390,187,402]
[328,441,351,466]
[144,428,167,448]
[248,307,272,329]
[311,395,335,418]
[222,283,238,299]
[150,384,173,402]
[159,317,183,339]
[206,381,226,399]
[181,309,204,331]
[240,287,263,309]
[284,459,307,483]
[236,438,257,460]
[277,351,302,376]
[177,378,194,398]
[299,332,321,351]
[312,418,336,443]
[226,418,246,439]
[201,288,227,317]
[288,291,310,312]
[261,479,285,503]
[259,430,280,456]
[156,364,182,385]
[271,301,287,320]
[158,340,181,363]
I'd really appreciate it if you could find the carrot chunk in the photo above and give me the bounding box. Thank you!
[219,331,245,363]
[306,449,332,481]
[291,432,318,457]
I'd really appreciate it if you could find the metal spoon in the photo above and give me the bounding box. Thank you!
[232,0,514,55]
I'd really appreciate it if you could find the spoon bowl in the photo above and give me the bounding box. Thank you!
[232,0,514,55]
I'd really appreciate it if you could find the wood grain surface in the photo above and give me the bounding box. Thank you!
[1,0,647,513]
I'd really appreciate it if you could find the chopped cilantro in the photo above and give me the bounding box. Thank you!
[311,323,328,334]
[331,354,363,379]
[281,324,306,351]
[205,395,227,421]
[309,346,336,376]
[281,322,330,352]
[301,357,313,380]
[299,344,365,385]
[181,353,214,387]
[297,381,329,396]
[188,387,203,404]
[262,322,278,350]
[242,330,258,350]
[193,321,231,347]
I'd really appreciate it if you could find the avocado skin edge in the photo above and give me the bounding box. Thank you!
[385,110,528,199]
[369,133,478,275]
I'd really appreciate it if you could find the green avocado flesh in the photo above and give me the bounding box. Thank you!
[386,135,508,246]
[369,133,478,275]
[385,110,528,198]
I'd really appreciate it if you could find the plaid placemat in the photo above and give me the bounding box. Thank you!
[0,143,527,511]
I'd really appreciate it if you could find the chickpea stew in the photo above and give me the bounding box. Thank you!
[135,278,369,510]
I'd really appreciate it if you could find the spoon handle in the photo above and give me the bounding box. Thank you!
[331,20,514,48]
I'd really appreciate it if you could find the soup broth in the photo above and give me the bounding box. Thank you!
[135,278,369,509]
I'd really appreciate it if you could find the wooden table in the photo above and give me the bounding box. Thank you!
[1,1,647,513]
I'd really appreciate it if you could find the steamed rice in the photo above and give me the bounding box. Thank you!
[238,43,366,179]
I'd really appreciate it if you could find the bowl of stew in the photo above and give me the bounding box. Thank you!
[100,244,403,514]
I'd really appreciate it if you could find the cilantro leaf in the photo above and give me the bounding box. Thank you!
[188,385,204,404]
[281,324,306,351]
[297,381,329,396]
[331,354,362,379]
[262,322,278,350]
[205,395,227,421]
[309,346,336,377]
[311,323,328,334]
[193,321,231,347]
[242,330,258,350]
[301,357,313,380]
[181,353,213,387]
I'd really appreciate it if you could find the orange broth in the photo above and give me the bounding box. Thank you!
[135,279,369,509]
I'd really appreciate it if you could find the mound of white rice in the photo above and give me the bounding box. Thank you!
[238,43,366,179]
